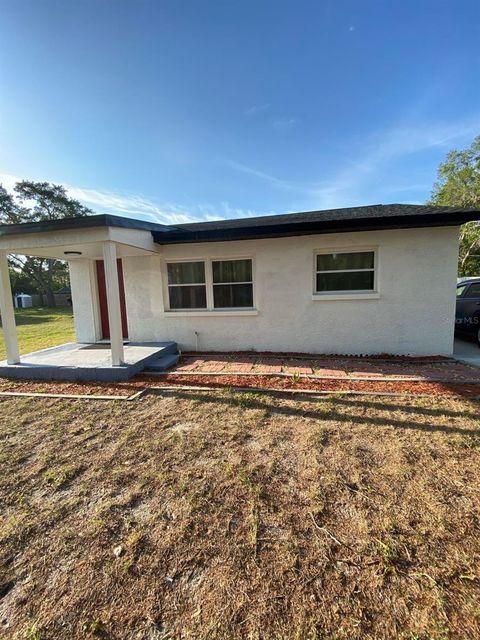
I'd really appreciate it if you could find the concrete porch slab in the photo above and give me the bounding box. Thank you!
[0,342,177,382]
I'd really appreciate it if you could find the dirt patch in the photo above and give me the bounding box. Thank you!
[0,391,479,639]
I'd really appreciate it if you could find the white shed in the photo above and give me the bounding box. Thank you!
[14,293,33,309]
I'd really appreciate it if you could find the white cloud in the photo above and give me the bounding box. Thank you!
[2,113,477,225]
[223,160,303,193]
[271,117,299,130]
[220,201,266,219]
[65,185,200,225]
[0,173,264,224]
[225,113,480,211]
[244,103,271,116]
[309,115,480,209]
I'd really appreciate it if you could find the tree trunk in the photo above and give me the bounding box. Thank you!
[44,287,56,307]
[45,259,56,307]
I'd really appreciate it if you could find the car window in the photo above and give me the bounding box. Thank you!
[464,283,480,298]
[457,285,467,298]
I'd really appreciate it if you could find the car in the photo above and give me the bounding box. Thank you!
[455,277,480,346]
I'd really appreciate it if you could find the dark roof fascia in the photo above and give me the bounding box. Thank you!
[1,207,479,245]
[0,213,173,237]
[152,211,479,245]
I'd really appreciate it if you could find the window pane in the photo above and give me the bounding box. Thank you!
[212,259,252,283]
[456,285,467,298]
[316,251,374,271]
[213,283,253,308]
[167,261,205,285]
[316,271,374,292]
[464,283,480,298]
[169,285,207,309]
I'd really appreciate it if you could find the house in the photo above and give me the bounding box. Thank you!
[0,204,479,380]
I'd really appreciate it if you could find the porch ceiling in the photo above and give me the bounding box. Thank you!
[5,240,156,260]
[0,225,160,260]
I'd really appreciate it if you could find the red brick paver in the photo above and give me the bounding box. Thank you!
[198,359,227,373]
[284,366,313,375]
[349,364,383,378]
[254,359,283,374]
[170,355,480,383]
[373,364,419,378]
[223,361,254,373]
[175,358,205,371]
[283,360,313,375]
[314,368,348,377]
[312,360,349,377]
[350,371,382,378]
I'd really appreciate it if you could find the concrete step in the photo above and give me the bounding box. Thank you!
[145,352,179,372]
[153,341,178,356]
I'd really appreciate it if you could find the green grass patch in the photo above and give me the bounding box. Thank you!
[0,306,75,359]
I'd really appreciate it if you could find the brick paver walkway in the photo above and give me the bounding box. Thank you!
[169,355,480,382]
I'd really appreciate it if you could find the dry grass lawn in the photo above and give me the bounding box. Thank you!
[0,390,479,640]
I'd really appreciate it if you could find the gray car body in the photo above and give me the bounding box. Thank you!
[456,277,480,344]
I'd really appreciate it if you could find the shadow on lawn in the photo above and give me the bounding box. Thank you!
[11,314,61,326]
[148,388,480,437]
[0,308,74,328]
[328,396,480,421]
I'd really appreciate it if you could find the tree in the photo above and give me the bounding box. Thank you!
[0,181,93,305]
[429,136,480,276]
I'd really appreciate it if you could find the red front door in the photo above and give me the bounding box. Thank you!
[96,259,129,339]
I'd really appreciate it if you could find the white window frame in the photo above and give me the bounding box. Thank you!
[162,256,257,315]
[312,247,380,300]
[166,259,208,311]
[211,258,254,310]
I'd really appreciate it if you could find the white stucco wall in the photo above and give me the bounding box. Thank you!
[69,259,101,343]
[118,226,460,356]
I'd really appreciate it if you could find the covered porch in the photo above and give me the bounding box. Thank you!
[0,341,177,381]
[0,216,177,381]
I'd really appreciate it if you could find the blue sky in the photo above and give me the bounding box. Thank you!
[1,0,479,224]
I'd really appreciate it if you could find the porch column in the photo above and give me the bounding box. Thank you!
[0,251,20,364]
[102,241,124,366]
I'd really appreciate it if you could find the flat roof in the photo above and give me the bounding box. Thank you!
[0,204,479,244]
[0,213,171,237]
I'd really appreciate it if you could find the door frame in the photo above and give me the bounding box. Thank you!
[95,259,129,340]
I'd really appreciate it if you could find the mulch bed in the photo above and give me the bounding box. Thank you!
[145,374,480,398]
[1,370,480,399]
[0,378,135,397]
[181,350,452,362]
